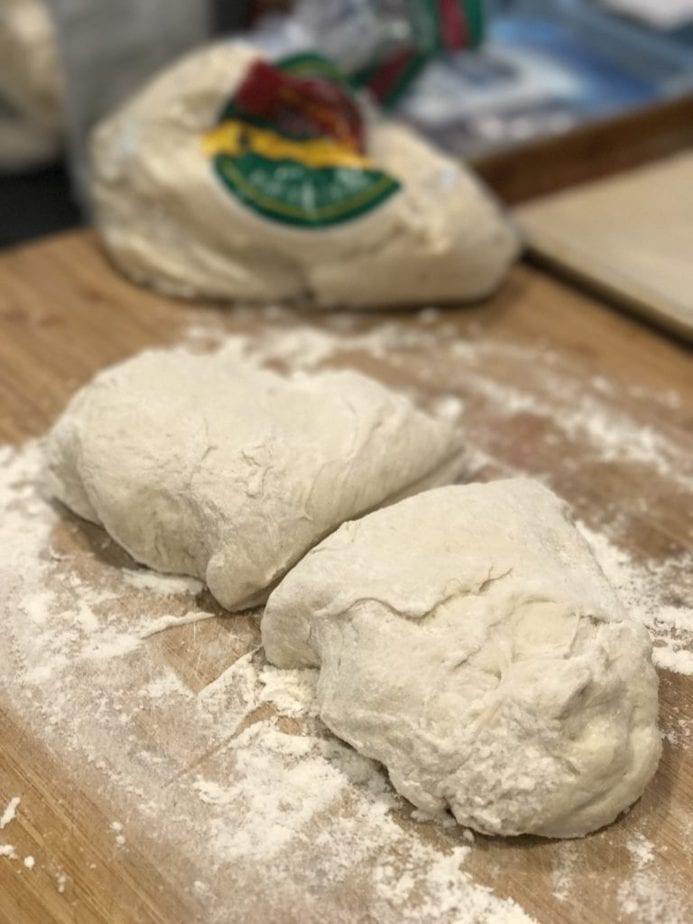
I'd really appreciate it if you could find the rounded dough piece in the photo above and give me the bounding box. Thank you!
[44,345,464,611]
[262,479,661,838]
[90,41,520,308]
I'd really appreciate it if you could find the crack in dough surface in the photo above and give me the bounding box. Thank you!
[262,479,661,838]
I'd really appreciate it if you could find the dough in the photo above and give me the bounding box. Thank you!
[90,42,519,309]
[262,479,661,837]
[44,346,463,611]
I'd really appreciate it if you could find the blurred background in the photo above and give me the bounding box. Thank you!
[2,0,693,248]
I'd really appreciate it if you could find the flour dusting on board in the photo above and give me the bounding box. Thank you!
[1,314,691,922]
[0,443,534,922]
[618,834,689,924]
[0,797,20,829]
[577,525,693,676]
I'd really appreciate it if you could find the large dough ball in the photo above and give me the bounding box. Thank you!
[262,479,661,838]
[90,42,519,308]
[44,346,463,611]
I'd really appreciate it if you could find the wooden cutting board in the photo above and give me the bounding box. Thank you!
[0,231,691,924]
[515,152,693,339]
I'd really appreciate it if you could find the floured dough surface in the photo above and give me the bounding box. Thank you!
[44,346,463,611]
[262,479,661,837]
[90,41,520,309]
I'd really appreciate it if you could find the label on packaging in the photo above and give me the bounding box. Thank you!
[202,53,400,228]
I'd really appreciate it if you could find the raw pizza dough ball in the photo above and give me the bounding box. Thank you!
[90,41,519,309]
[262,479,661,838]
[44,346,463,611]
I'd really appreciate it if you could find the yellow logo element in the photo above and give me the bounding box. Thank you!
[202,119,375,171]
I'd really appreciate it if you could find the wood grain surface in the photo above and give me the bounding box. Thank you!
[0,231,691,924]
[515,152,693,340]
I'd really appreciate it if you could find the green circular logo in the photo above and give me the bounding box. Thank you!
[202,54,401,229]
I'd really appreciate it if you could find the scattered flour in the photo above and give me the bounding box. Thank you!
[139,671,189,701]
[258,665,319,718]
[23,856,35,869]
[0,317,690,922]
[0,441,536,922]
[627,834,655,868]
[551,842,580,902]
[121,571,203,596]
[618,839,688,924]
[0,797,20,829]
[578,525,693,675]
[618,872,688,923]
[432,394,466,420]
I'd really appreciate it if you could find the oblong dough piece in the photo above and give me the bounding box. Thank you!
[262,479,661,838]
[44,346,464,611]
[90,41,520,309]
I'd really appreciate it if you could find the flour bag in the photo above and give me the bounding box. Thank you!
[91,39,519,308]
